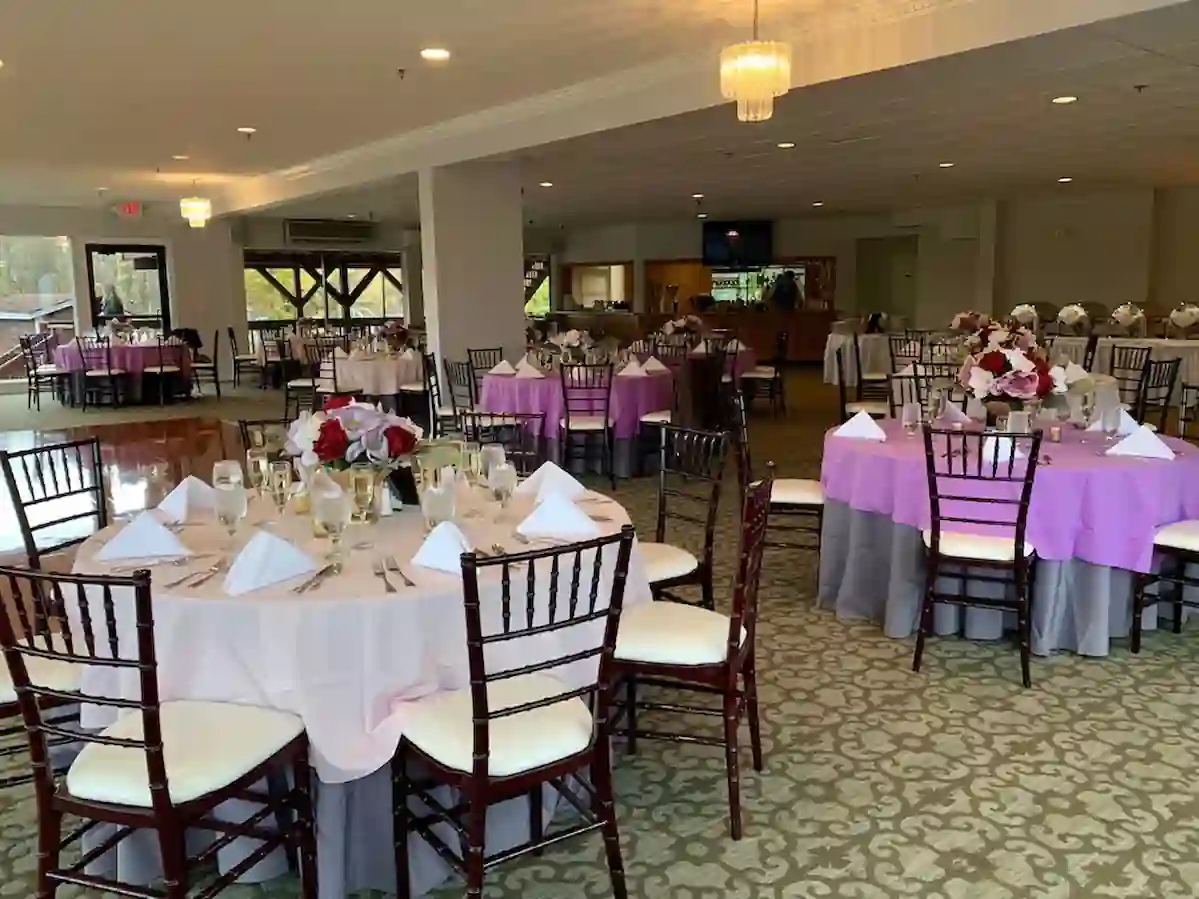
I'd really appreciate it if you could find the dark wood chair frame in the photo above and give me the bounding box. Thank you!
[190,330,222,400]
[888,333,923,374]
[917,428,1043,688]
[1081,333,1100,372]
[20,335,62,411]
[741,330,787,416]
[443,359,478,425]
[1134,357,1181,433]
[834,347,888,423]
[391,527,636,899]
[237,418,295,458]
[613,470,773,840]
[1107,344,1152,408]
[227,327,264,388]
[144,336,189,406]
[559,363,618,491]
[852,331,889,403]
[466,347,504,398]
[74,335,125,410]
[0,565,318,899]
[1131,541,1199,654]
[457,411,546,476]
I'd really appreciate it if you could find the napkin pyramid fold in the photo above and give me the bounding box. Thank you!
[936,404,972,425]
[95,512,191,562]
[223,530,318,596]
[489,360,517,375]
[1086,408,1140,436]
[1105,425,1175,460]
[411,521,474,574]
[158,475,217,523]
[833,410,887,442]
[516,493,602,540]
[642,356,669,373]
[514,359,545,379]
[617,359,646,378]
[689,342,709,356]
[514,461,587,502]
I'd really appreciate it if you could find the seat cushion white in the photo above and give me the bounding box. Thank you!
[234,354,258,362]
[771,478,824,506]
[67,700,304,807]
[845,401,889,417]
[403,674,592,777]
[35,364,59,374]
[141,365,181,374]
[615,601,742,666]
[0,632,81,705]
[639,410,673,425]
[921,529,1034,563]
[720,373,734,384]
[861,372,889,382]
[436,405,463,418]
[192,361,215,369]
[560,415,612,432]
[741,366,776,379]
[398,382,426,393]
[1154,520,1199,552]
[640,541,700,584]
[287,378,318,389]
[313,381,339,393]
[85,368,125,377]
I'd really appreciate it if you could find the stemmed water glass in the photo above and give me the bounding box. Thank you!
[267,461,293,523]
[488,462,518,514]
[1101,405,1121,443]
[901,403,921,437]
[245,447,270,498]
[349,462,376,524]
[480,444,506,481]
[212,460,247,548]
[313,488,352,571]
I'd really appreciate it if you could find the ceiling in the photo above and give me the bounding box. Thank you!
[267,1,1199,227]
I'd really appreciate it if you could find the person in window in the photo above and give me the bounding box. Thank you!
[771,270,800,311]
[100,283,126,318]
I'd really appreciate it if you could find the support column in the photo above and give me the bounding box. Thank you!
[400,231,424,325]
[975,199,1000,317]
[418,161,526,364]
[632,256,647,314]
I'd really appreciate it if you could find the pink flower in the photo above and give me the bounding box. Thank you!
[1015,329,1037,351]
[994,370,1040,401]
[958,356,975,389]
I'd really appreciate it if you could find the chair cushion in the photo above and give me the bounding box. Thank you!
[921,530,1034,563]
[287,378,318,389]
[560,415,612,432]
[436,405,464,418]
[1154,520,1199,552]
[615,601,741,666]
[741,366,776,379]
[85,368,125,377]
[398,382,426,394]
[720,373,734,384]
[639,410,673,425]
[861,372,889,382]
[771,478,824,506]
[67,700,303,807]
[845,401,889,417]
[234,354,258,362]
[35,364,59,374]
[0,632,81,705]
[141,365,181,374]
[403,674,592,777]
[192,361,216,369]
[640,541,700,584]
[313,381,339,393]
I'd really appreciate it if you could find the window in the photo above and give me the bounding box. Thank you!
[0,236,76,376]
[243,252,404,326]
[244,269,300,321]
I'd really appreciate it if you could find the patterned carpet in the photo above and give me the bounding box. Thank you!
[4,371,1199,897]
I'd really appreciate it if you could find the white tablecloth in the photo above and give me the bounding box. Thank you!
[336,351,423,395]
[1049,336,1199,403]
[71,490,652,897]
[823,333,890,385]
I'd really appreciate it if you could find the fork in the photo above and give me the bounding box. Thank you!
[385,555,416,587]
[373,559,397,594]
[165,558,225,589]
[111,554,209,574]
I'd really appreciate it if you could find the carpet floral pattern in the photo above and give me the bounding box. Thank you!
[3,385,1199,897]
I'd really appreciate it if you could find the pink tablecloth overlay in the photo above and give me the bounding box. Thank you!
[55,343,191,375]
[478,371,674,440]
[821,420,1199,573]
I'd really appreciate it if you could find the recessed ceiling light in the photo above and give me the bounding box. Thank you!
[697,213,708,219]
[346,214,357,219]
[237,126,257,134]
[172,154,190,161]
[1058,176,1074,183]
[539,181,553,188]
[692,193,705,199]
[421,47,451,61]
[939,162,955,168]
[812,201,824,207]
[1052,95,1078,105]
[777,142,796,149]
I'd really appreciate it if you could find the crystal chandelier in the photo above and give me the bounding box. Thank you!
[720,0,792,123]
[179,195,212,228]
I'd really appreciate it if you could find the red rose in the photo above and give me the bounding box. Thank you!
[323,395,354,411]
[1036,368,1053,397]
[978,350,1008,375]
[384,425,418,458]
[312,419,350,463]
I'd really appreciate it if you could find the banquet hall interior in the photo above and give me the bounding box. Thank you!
[5,1,1199,897]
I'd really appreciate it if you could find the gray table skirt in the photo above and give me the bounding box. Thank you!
[817,500,1176,657]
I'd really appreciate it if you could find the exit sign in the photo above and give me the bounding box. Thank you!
[113,201,144,219]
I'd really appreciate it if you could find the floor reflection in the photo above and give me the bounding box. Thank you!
[0,418,235,556]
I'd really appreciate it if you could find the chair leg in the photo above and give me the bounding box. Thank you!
[593,738,629,899]
[391,740,412,899]
[722,692,743,840]
[158,824,189,899]
[1131,573,1149,654]
[528,782,544,855]
[1170,557,1184,635]
[606,429,616,491]
[35,808,62,899]
[1016,568,1033,689]
[700,569,715,611]
[912,566,937,674]
[624,675,638,755]
[463,792,487,899]
[292,747,319,899]
[744,659,763,772]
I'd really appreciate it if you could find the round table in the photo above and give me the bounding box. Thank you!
[477,370,674,477]
[71,489,652,899]
[818,419,1199,656]
[54,342,191,404]
[335,350,423,395]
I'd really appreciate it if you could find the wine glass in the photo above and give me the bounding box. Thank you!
[901,402,921,436]
[480,444,506,480]
[245,447,270,498]
[268,461,292,521]
[462,442,483,486]
[419,482,457,533]
[313,489,352,571]
[1101,405,1121,442]
[349,462,376,524]
[212,460,243,489]
[1007,411,1031,434]
[488,462,518,511]
[213,481,248,549]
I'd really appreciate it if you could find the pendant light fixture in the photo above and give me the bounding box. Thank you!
[180,181,211,228]
[720,0,792,123]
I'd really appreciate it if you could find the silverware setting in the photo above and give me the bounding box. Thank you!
[293,563,336,594]
[373,558,397,594]
[164,557,228,589]
[110,553,212,574]
[385,555,416,587]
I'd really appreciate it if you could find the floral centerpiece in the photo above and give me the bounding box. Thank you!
[958,324,1090,417]
[1009,304,1039,328]
[1169,303,1199,335]
[1058,304,1088,334]
[1111,303,1147,336]
[950,310,990,332]
[660,314,704,337]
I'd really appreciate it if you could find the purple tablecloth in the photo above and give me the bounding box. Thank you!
[55,343,191,375]
[821,420,1199,573]
[478,372,674,440]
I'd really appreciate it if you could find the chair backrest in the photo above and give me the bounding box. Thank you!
[1181,383,1199,439]
[156,335,186,370]
[443,359,476,415]
[655,426,730,570]
[75,335,113,373]
[18,335,50,376]
[726,467,773,659]
[924,335,958,363]
[306,336,342,389]
[888,334,922,373]
[1108,344,1152,406]
[467,347,503,393]
[226,327,240,357]
[1081,334,1100,371]
[458,412,545,475]
[920,428,1042,568]
[421,351,443,433]
[560,363,614,426]
[458,527,635,778]
[913,361,967,409]
[1136,357,1181,431]
[0,565,173,814]
[728,391,753,492]
[652,335,690,367]
[834,347,853,421]
[0,438,108,568]
[889,372,922,417]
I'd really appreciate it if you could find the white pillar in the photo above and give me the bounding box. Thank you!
[400,234,424,325]
[632,256,647,313]
[419,161,526,363]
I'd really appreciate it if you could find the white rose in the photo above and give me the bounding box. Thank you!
[967,366,995,399]
[1004,348,1036,373]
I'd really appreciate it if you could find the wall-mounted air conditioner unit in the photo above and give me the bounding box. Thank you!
[285,219,377,244]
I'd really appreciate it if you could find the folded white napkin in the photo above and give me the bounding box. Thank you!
[95,512,191,562]
[516,493,602,540]
[618,359,647,378]
[642,356,669,373]
[728,339,744,351]
[1106,425,1176,460]
[834,410,887,441]
[222,530,318,596]
[1086,407,1139,436]
[515,357,534,372]
[401,348,417,361]
[514,460,587,502]
[936,404,973,425]
[897,364,915,377]
[489,360,517,375]
[1065,361,1089,380]
[515,365,545,379]
[411,521,474,574]
[158,475,217,523]
[689,342,709,357]
[981,436,1026,463]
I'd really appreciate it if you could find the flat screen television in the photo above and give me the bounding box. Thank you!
[702,220,774,269]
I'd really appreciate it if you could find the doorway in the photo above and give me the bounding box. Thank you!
[85,244,171,332]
